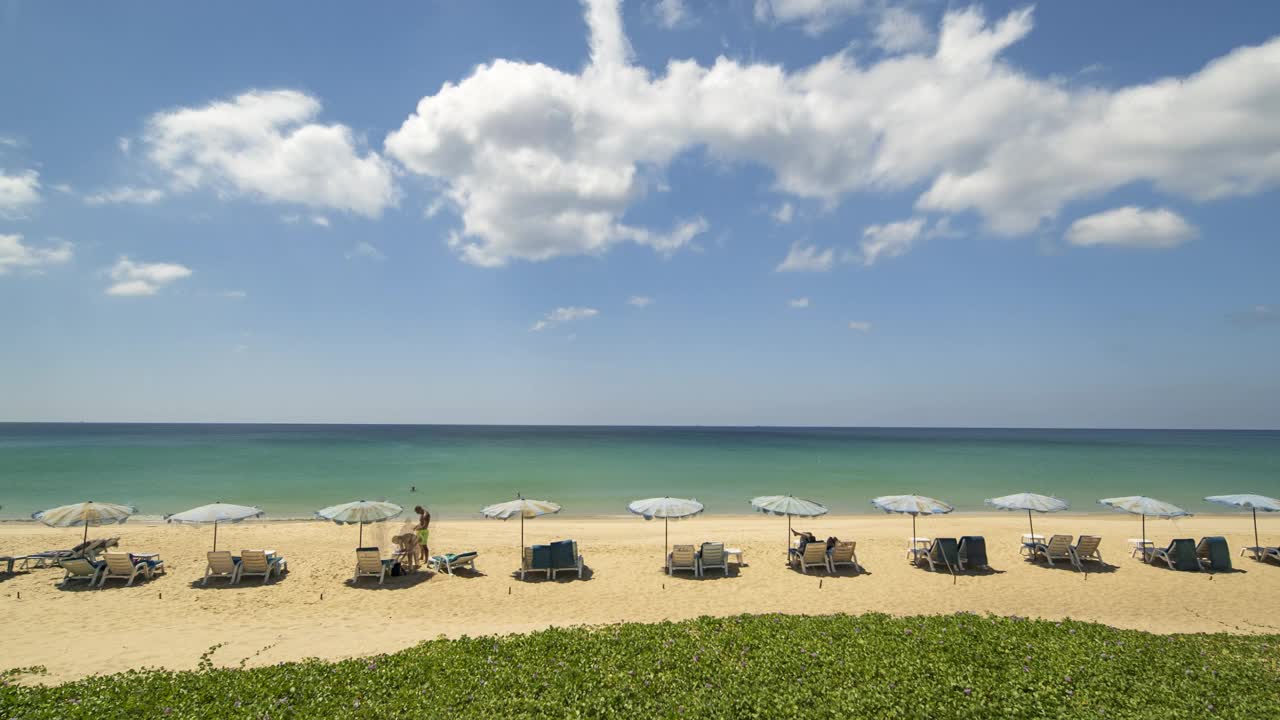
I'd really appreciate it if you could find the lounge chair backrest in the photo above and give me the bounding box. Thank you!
[1168,539,1199,571]
[532,544,553,569]
[241,550,272,573]
[356,549,384,573]
[207,551,237,573]
[670,545,696,566]
[802,543,828,564]
[1197,537,1231,571]
[62,557,99,576]
[551,540,577,569]
[829,542,855,563]
[1074,535,1102,559]
[700,542,725,565]
[103,552,138,575]
[1045,535,1073,556]
[930,537,960,565]
[959,536,987,567]
[523,547,534,569]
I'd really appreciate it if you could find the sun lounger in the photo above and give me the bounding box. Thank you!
[958,536,989,571]
[1072,535,1103,568]
[667,544,698,576]
[699,542,729,577]
[1195,537,1232,572]
[1032,534,1078,570]
[99,551,165,587]
[59,558,105,587]
[353,547,397,584]
[1147,539,1200,571]
[551,540,584,579]
[790,542,830,574]
[1266,547,1280,564]
[239,550,286,584]
[1,556,22,575]
[520,545,553,580]
[922,538,961,573]
[430,551,478,575]
[828,541,860,573]
[203,551,241,585]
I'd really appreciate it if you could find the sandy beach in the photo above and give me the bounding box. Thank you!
[2,513,1278,684]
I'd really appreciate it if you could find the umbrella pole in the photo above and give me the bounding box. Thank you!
[213,521,218,551]
[359,523,364,548]
[520,514,525,557]
[1027,509,1034,540]
[1254,508,1260,558]
[787,515,792,555]
[83,522,89,545]
[664,516,669,561]
[1141,514,1146,561]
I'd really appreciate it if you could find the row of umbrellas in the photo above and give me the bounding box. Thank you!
[28,493,1280,565]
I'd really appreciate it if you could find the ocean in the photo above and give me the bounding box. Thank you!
[1,424,1278,520]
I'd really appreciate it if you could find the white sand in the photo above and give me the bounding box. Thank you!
[2,513,1277,683]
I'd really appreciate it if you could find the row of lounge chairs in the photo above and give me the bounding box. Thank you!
[1147,537,1234,572]
[60,552,166,588]
[668,542,730,577]
[1,537,120,574]
[204,550,288,585]
[910,537,990,573]
[519,540,584,580]
[1022,535,1103,572]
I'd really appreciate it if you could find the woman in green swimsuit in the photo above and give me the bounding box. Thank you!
[414,506,431,564]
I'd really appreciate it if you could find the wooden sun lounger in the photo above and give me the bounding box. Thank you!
[353,548,395,584]
[1033,534,1079,570]
[828,541,861,573]
[1072,536,1103,568]
[59,558,104,587]
[791,543,829,574]
[667,544,698,576]
[699,542,729,577]
[239,550,286,584]
[203,551,241,585]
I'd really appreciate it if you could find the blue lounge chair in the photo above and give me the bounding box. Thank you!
[1196,537,1232,572]
[922,538,960,573]
[958,536,989,571]
[521,544,553,580]
[1147,539,1200,571]
[551,540,583,579]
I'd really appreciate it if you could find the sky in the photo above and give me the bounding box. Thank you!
[2,0,1279,428]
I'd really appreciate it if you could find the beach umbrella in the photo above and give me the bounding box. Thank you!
[166,502,265,550]
[1098,496,1190,551]
[315,500,403,547]
[985,493,1069,540]
[871,495,954,546]
[750,495,828,552]
[628,497,705,559]
[480,495,561,554]
[33,501,136,543]
[1204,494,1280,559]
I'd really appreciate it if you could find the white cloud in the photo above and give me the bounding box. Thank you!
[83,186,166,206]
[0,169,41,218]
[627,295,653,308]
[346,241,386,261]
[776,241,834,272]
[858,217,926,265]
[654,0,693,29]
[848,320,873,331]
[873,7,932,53]
[117,137,132,155]
[754,0,866,35]
[789,296,810,308]
[531,306,599,332]
[222,290,247,299]
[310,215,331,227]
[0,234,72,275]
[142,89,398,217]
[105,257,192,296]
[0,136,20,148]
[1064,207,1197,249]
[772,202,795,224]
[51,183,74,195]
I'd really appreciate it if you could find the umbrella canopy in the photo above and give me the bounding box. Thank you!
[1098,496,1190,551]
[628,497,704,560]
[1204,494,1280,559]
[985,493,1069,540]
[481,496,561,556]
[166,502,265,550]
[33,501,136,543]
[316,500,403,546]
[750,495,828,552]
[871,495,954,548]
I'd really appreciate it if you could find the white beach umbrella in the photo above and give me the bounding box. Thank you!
[166,502,265,550]
[480,495,561,555]
[985,493,1069,540]
[871,494,954,546]
[316,500,403,547]
[1098,496,1190,548]
[1204,494,1280,559]
[628,497,705,559]
[33,501,136,543]
[750,495,828,552]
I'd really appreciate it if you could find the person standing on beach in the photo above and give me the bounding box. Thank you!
[414,506,431,563]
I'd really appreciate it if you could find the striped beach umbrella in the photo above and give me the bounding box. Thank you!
[33,501,136,543]
[1098,496,1190,551]
[316,500,403,547]
[750,495,828,552]
[628,497,705,559]
[481,495,561,555]
[985,493,1069,540]
[871,495,954,547]
[1204,494,1280,560]
[166,502,265,550]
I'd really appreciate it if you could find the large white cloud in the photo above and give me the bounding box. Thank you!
[106,257,192,296]
[142,90,398,217]
[386,0,1280,267]
[1065,207,1197,249]
[0,169,41,218]
[0,234,71,275]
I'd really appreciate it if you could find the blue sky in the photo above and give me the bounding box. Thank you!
[2,0,1279,427]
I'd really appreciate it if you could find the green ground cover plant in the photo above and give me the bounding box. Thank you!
[3,613,1277,719]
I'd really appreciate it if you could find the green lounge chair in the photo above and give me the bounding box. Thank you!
[1195,537,1232,572]
[520,544,553,580]
[1147,539,1200,571]
[923,538,960,573]
[550,540,583,579]
[430,551,478,575]
[958,536,989,571]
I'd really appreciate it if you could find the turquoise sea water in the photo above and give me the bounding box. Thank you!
[1,424,1278,520]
